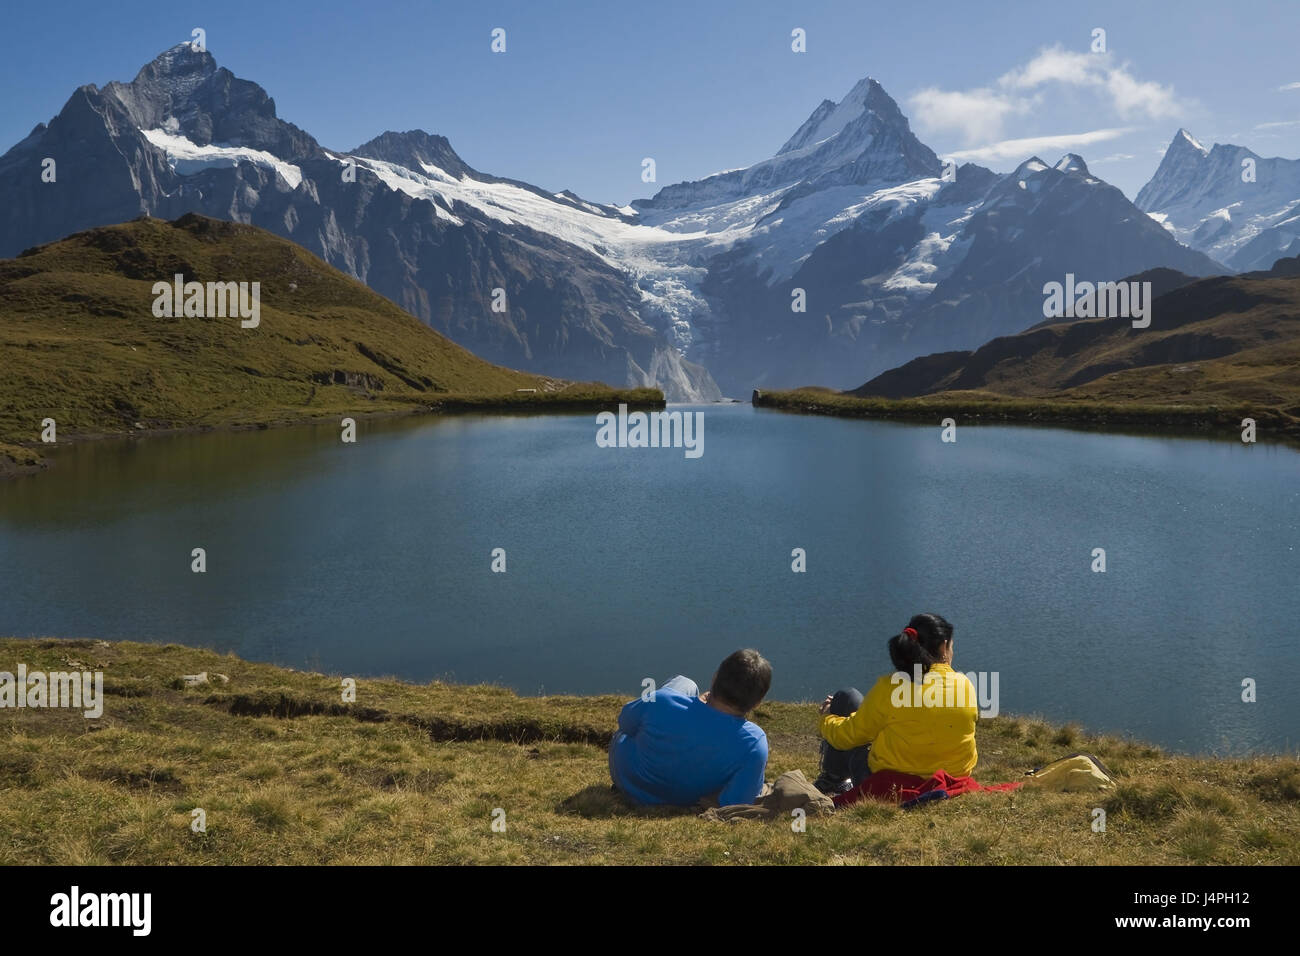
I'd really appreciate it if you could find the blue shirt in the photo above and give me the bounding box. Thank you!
[609,689,769,807]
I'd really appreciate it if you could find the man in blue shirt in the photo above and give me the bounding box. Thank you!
[609,649,772,807]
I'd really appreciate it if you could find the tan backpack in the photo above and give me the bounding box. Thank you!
[1024,752,1117,792]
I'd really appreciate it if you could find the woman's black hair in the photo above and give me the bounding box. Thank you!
[888,612,954,678]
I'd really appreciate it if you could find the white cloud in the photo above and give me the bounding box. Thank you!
[1278,82,1300,92]
[1091,152,1137,164]
[1104,68,1180,120]
[944,128,1134,164]
[908,86,1029,144]
[1255,119,1300,130]
[910,45,1183,145]
[999,47,1096,90]
[1004,46,1181,119]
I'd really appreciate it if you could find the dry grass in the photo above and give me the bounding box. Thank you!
[1,638,1296,865]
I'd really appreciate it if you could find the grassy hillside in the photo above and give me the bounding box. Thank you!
[752,387,1292,438]
[1,638,1296,865]
[0,214,661,476]
[756,263,1300,438]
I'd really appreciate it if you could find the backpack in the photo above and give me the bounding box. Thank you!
[1024,752,1117,792]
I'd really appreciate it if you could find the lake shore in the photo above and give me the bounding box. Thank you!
[751,388,1300,443]
[0,385,665,481]
[2,637,1295,865]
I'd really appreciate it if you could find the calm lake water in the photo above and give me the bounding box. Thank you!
[1,404,1296,755]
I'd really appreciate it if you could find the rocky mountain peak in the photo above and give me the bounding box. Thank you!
[1054,153,1090,176]
[132,42,219,86]
[777,76,907,157]
[352,130,472,179]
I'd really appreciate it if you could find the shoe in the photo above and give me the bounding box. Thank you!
[815,739,857,794]
[813,773,854,795]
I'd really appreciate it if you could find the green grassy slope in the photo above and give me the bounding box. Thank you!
[1,638,1295,865]
[0,214,660,475]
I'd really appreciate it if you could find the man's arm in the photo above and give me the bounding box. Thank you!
[617,697,646,736]
[716,736,769,807]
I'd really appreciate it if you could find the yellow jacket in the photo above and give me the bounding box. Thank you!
[819,664,979,777]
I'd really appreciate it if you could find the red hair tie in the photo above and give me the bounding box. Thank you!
[903,627,919,641]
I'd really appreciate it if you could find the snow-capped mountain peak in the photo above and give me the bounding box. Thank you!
[1173,127,1209,157]
[636,75,939,213]
[1137,128,1300,271]
[776,76,896,155]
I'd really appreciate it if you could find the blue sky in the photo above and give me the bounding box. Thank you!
[2,0,1298,203]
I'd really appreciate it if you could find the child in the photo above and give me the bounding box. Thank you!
[609,649,772,807]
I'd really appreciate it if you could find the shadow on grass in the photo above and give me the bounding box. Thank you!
[556,785,700,819]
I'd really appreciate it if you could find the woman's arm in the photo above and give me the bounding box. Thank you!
[819,677,891,750]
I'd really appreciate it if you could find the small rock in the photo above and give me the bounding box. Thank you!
[181,672,208,687]
[213,673,230,684]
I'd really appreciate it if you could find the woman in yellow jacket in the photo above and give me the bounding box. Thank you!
[814,612,978,795]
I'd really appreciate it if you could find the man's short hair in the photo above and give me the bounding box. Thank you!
[710,649,772,713]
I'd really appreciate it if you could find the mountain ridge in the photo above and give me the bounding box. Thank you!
[1,44,1248,398]
[0,44,719,401]
[848,254,1300,419]
[1137,128,1300,273]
